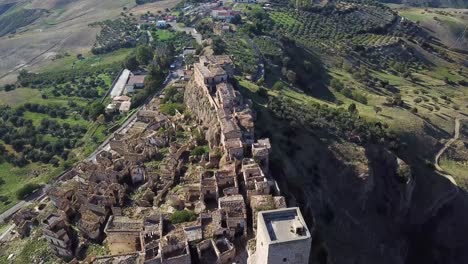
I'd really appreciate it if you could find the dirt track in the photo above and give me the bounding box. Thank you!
[433,116,464,185]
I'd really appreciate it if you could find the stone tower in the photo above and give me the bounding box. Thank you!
[252,207,312,264]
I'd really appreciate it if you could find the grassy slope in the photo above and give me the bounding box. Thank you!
[395,6,468,49]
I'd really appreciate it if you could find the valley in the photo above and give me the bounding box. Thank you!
[0,0,467,263]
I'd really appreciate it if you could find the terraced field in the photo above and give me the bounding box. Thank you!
[269,4,396,52]
[351,34,399,47]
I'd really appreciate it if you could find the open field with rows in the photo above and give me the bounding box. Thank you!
[0,0,179,85]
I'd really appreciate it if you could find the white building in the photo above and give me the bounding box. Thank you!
[156,20,166,28]
[251,207,312,264]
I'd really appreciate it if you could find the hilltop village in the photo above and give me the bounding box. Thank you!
[8,53,312,263]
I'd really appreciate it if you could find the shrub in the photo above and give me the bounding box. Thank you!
[330,79,344,91]
[170,210,197,224]
[191,146,208,156]
[160,103,185,116]
[16,183,42,199]
[256,87,268,98]
[272,81,285,90]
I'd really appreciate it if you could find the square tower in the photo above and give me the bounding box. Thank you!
[254,207,312,264]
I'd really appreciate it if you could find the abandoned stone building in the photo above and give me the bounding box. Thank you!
[105,216,144,255]
[35,54,313,264]
[218,195,247,237]
[42,213,75,260]
[12,208,39,238]
[197,237,236,264]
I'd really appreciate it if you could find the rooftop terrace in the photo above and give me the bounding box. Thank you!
[258,207,310,242]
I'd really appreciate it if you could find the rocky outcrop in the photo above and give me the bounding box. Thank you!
[365,147,415,222]
[184,79,220,147]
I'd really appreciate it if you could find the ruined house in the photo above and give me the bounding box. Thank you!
[12,209,39,238]
[252,138,272,175]
[218,195,247,237]
[200,171,219,208]
[197,237,236,264]
[43,213,75,260]
[241,159,270,200]
[199,55,234,77]
[78,209,106,240]
[131,165,146,185]
[160,236,191,264]
[141,214,163,263]
[105,216,144,255]
[215,162,238,196]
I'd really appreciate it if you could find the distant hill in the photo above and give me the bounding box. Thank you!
[378,0,468,8]
[0,8,46,37]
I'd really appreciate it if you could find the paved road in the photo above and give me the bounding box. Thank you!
[0,224,15,242]
[433,117,465,185]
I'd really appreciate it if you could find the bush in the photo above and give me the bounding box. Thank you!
[16,183,41,199]
[256,87,268,98]
[170,210,197,224]
[272,81,285,90]
[160,103,185,116]
[191,146,208,156]
[330,79,344,91]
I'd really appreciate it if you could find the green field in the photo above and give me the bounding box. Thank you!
[269,11,298,26]
[154,29,176,41]
[41,48,133,73]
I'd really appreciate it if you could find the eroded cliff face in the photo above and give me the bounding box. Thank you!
[364,147,415,223]
[252,114,421,264]
[184,79,220,147]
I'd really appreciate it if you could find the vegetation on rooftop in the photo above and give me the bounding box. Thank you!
[170,210,197,224]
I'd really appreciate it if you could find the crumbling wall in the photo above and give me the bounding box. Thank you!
[184,79,220,147]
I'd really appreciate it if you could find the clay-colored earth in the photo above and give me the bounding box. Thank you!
[0,0,179,84]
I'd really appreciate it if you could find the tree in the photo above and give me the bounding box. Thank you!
[86,102,105,120]
[3,84,15,92]
[212,36,226,55]
[231,14,242,25]
[136,45,153,65]
[272,81,284,90]
[16,183,41,199]
[124,54,139,70]
[348,103,358,114]
[256,87,268,98]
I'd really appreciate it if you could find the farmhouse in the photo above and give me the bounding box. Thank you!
[125,74,146,94]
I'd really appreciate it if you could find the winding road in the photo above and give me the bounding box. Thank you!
[433,116,465,185]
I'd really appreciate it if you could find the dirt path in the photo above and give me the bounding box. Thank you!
[433,116,463,185]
